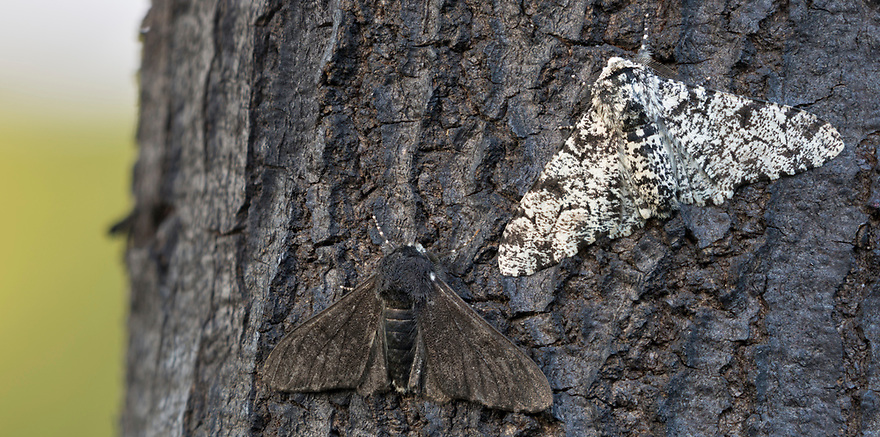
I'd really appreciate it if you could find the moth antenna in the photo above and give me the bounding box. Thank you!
[449,228,480,258]
[634,9,678,79]
[635,12,653,64]
[372,214,393,252]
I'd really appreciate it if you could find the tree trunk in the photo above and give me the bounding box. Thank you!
[121,0,880,435]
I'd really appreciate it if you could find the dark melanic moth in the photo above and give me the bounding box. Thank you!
[498,57,845,276]
[263,244,552,413]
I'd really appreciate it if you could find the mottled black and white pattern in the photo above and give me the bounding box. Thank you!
[499,57,845,276]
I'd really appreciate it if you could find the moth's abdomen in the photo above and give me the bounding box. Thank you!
[383,306,418,392]
[619,116,679,217]
[604,73,678,218]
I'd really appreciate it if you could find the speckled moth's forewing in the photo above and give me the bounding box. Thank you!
[498,57,845,276]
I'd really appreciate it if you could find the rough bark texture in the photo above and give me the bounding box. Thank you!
[121,0,880,436]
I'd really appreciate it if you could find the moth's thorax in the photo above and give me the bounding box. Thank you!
[376,246,435,307]
[592,59,655,130]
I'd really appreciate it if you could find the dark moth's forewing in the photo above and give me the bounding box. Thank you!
[420,276,553,412]
[263,246,552,413]
[262,276,386,392]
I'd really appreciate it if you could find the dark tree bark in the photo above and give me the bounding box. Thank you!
[121,0,880,435]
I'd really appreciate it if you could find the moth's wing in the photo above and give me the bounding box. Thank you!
[417,277,552,413]
[651,74,845,206]
[498,111,645,276]
[262,276,388,393]
[356,320,391,396]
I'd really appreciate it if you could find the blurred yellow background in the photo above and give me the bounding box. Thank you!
[0,1,147,436]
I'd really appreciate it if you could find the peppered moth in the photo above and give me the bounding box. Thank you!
[499,57,845,276]
[263,244,552,413]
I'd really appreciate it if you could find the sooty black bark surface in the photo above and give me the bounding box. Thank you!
[121,0,880,436]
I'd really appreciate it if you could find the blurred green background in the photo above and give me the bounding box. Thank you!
[0,1,147,436]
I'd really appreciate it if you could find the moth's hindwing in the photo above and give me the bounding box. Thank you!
[263,276,386,392]
[419,275,553,413]
[652,70,844,204]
